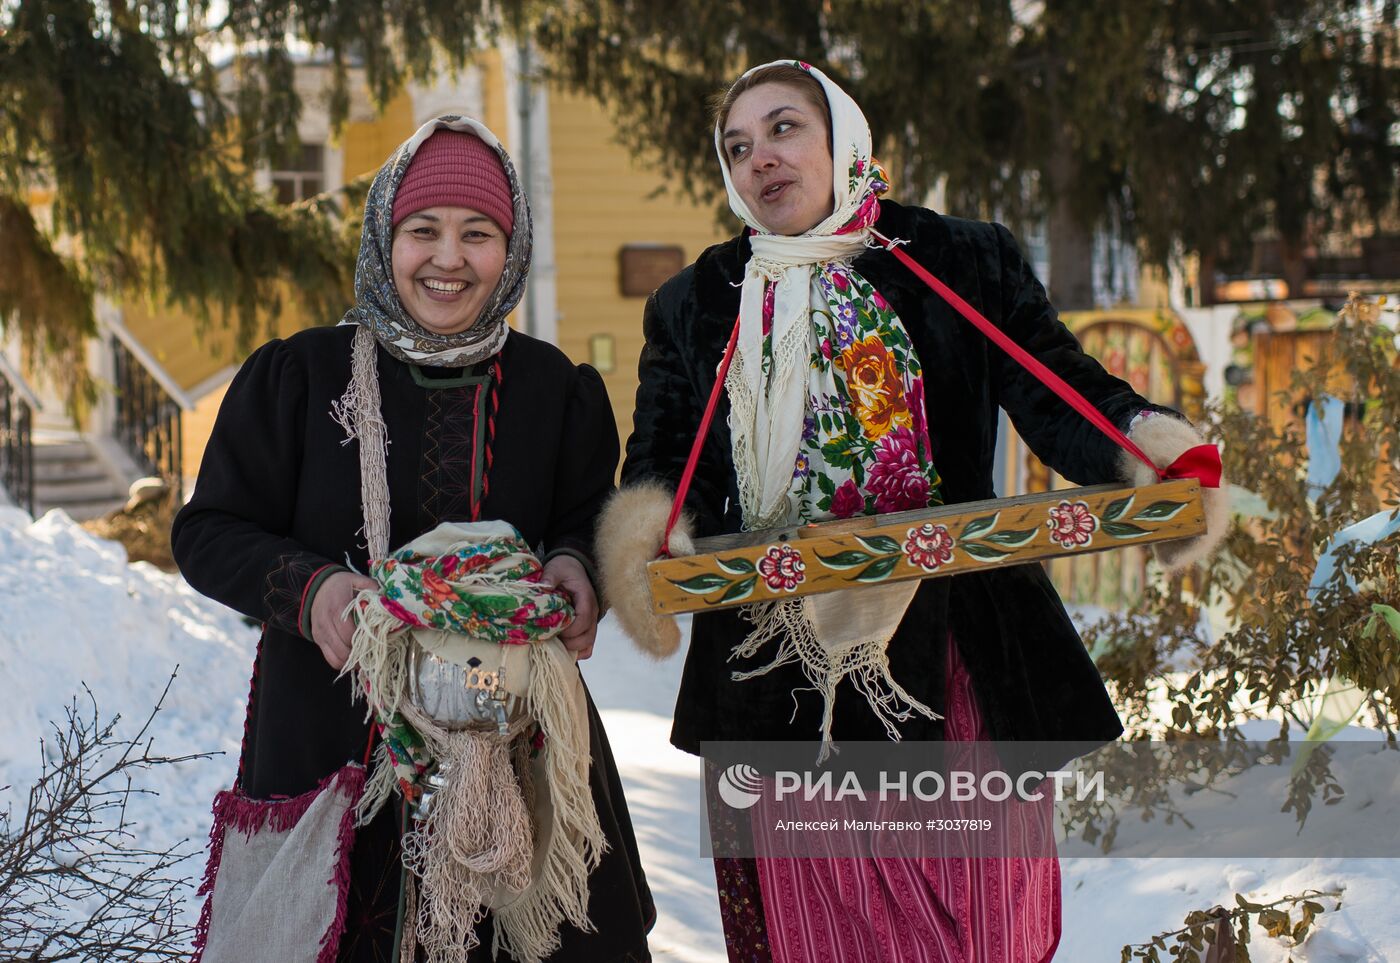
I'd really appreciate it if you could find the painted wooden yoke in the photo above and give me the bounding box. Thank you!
[647,478,1205,614]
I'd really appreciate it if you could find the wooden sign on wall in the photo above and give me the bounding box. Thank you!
[619,244,684,298]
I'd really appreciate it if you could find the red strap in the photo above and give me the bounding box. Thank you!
[661,313,742,556]
[871,229,1221,489]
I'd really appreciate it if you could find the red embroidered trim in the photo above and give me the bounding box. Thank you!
[871,229,1223,488]
[316,766,367,963]
[469,381,483,524]
[473,358,503,522]
[190,790,227,961]
[297,562,340,635]
[233,637,262,788]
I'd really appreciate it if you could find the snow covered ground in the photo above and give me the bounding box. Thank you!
[1,507,1396,961]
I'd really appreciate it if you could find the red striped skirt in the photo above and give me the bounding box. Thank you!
[713,636,1061,963]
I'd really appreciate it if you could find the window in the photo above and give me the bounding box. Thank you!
[270,144,325,204]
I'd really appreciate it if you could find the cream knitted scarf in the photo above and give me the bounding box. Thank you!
[717,61,943,759]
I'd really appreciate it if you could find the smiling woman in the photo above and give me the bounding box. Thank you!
[172,116,654,962]
[392,208,507,335]
[388,130,515,336]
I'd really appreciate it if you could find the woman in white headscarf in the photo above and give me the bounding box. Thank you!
[602,62,1226,962]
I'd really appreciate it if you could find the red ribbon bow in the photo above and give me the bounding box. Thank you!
[1161,444,1223,489]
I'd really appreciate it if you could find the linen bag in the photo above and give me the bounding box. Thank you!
[191,650,368,963]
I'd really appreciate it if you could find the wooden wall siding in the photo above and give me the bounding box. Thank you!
[1244,329,1395,499]
[1252,331,1349,439]
[342,91,418,184]
[545,87,730,449]
[480,50,510,147]
[120,274,351,401]
[181,380,228,480]
[118,299,236,394]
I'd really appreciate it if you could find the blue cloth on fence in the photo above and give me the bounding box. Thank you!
[1308,507,1400,601]
[1305,395,1344,499]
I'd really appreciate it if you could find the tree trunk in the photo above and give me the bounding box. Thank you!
[1199,249,1218,306]
[1280,234,1309,300]
[1042,28,1096,312]
[1047,144,1097,310]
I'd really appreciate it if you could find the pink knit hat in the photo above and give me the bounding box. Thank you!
[391,129,515,235]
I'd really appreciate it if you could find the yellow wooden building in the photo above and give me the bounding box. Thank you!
[6,48,730,517]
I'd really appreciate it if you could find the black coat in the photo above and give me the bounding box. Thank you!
[622,200,1171,767]
[173,325,653,962]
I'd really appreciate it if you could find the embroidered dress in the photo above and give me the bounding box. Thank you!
[629,190,1179,961]
[176,113,654,961]
[174,327,654,963]
[751,639,1061,963]
[703,60,1062,963]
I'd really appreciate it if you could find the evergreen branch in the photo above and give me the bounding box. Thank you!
[0,193,97,414]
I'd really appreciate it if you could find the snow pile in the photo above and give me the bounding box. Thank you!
[0,507,255,863]
[0,507,1396,961]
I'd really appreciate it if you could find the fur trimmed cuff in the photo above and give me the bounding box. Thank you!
[1119,413,1230,573]
[596,482,693,658]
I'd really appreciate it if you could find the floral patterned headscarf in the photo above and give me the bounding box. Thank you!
[715,62,944,756]
[341,115,533,367]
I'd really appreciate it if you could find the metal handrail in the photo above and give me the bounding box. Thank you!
[0,353,43,410]
[104,319,195,412]
[0,362,36,516]
[111,336,183,502]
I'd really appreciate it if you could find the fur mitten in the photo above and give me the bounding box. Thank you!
[1118,413,1230,572]
[596,482,694,658]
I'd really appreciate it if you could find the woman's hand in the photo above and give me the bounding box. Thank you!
[309,571,378,670]
[1120,412,1229,572]
[542,555,599,660]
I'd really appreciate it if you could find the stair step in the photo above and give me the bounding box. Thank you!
[32,441,97,463]
[27,435,144,522]
[35,497,127,523]
[32,458,112,483]
[34,476,127,504]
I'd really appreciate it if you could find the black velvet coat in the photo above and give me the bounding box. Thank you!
[623,201,1172,767]
[173,325,653,962]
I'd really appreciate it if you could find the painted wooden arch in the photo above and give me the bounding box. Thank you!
[1006,308,1206,611]
[1061,308,1207,421]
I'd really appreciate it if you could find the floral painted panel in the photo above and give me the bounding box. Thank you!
[648,480,1205,614]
